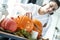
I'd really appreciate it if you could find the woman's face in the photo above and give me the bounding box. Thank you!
[41,1,58,14]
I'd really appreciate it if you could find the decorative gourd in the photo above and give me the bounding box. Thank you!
[32,19,42,39]
[14,16,23,29]
[14,16,34,32]
[1,18,17,32]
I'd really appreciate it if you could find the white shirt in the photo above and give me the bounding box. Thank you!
[42,15,58,40]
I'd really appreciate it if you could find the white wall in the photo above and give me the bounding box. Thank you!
[43,0,50,5]
[54,7,60,30]
[36,0,43,6]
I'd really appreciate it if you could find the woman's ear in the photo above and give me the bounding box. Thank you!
[25,12,32,19]
[38,8,40,14]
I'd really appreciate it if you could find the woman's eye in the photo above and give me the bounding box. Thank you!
[52,8,56,11]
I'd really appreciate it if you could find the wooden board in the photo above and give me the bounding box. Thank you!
[0,31,27,40]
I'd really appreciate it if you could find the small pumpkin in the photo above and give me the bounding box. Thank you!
[14,16,34,32]
[32,19,42,39]
[1,18,17,32]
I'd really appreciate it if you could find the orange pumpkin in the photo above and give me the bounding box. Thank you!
[32,19,42,39]
[14,16,34,32]
[14,16,23,28]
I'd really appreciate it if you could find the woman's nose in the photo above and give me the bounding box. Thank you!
[48,8,53,11]
[48,8,53,12]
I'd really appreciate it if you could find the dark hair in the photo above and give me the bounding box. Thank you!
[49,0,60,15]
[50,0,60,7]
[42,0,60,15]
[28,0,36,4]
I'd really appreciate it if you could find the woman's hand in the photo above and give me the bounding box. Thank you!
[25,12,32,19]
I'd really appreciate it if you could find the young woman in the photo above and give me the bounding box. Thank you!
[18,0,60,40]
